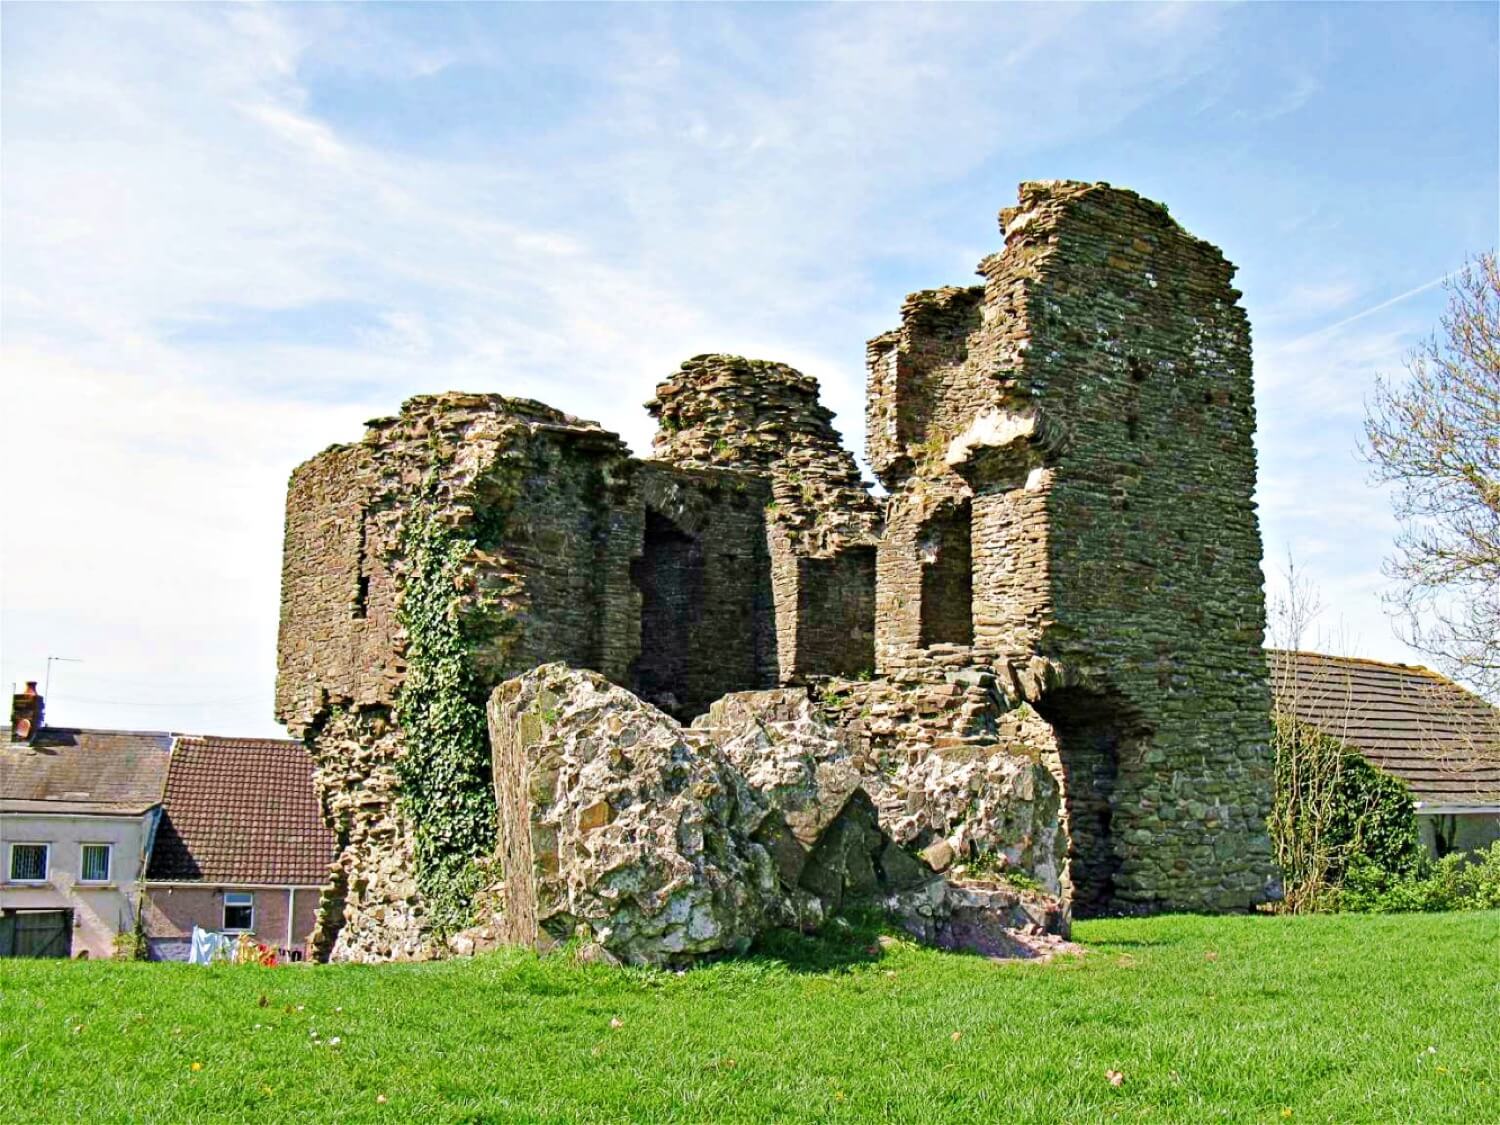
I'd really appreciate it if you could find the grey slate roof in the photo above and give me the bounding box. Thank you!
[0,726,173,815]
[1269,651,1500,808]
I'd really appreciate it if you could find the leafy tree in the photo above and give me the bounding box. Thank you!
[1365,253,1500,700]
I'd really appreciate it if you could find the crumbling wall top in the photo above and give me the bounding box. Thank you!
[648,353,880,554]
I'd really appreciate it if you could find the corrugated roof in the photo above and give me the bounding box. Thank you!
[1269,651,1500,807]
[1,727,172,815]
[145,736,336,885]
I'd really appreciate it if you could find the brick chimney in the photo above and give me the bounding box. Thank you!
[10,682,43,743]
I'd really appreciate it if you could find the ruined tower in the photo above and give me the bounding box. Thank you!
[861,181,1275,914]
[276,181,1278,962]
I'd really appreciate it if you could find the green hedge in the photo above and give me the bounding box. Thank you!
[1270,714,1424,911]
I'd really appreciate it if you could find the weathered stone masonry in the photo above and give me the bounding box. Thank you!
[856,181,1276,915]
[276,181,1279,962]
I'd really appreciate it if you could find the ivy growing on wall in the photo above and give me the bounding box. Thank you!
[394,492,499,936]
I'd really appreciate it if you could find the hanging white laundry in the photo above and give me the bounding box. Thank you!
[188,925,231,965]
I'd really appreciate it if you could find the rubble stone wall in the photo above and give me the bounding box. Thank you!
[864,181,1276,914]
[1017,184,1274,913]
[277,180,1279,960]
[625,462,778,716]
[276,443,397,729]
[649,355,882,682]
[278,395,781,959]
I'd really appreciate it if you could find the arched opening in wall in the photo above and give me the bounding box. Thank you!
[630,508,705,715]
[918,501,973,647]
[1034,687,1145,917]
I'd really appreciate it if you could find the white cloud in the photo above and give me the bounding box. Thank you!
[241,102,353,166]
[4,1,1470,731]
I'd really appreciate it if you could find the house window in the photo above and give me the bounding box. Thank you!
[80,844,112,883]
[9,843,49,882]
[222,892,254,932]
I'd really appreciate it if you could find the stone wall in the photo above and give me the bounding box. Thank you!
[626,462,777,716]
[649,355,881,682]
[864,181,1276,914]
[278,393,780,959]
[277,180,1280,960]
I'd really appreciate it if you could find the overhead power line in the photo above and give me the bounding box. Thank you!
[58,695,266,708]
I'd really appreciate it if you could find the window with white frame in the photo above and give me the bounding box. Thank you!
[9,843,49,882]
[222,891,254,932]
[80,843,113,883]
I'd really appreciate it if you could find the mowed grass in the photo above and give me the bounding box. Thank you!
[2,912,1497,1123]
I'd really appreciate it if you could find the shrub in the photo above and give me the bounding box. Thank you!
[1336,841,1500,913]
[1269,714,1423,911]
[111,928,147,961]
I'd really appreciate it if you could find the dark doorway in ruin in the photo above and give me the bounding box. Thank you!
[918,501,973,647]
[631,509,706,715]
[1035,687,1142,917]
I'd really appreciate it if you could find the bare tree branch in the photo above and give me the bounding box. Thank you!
[1364,252,1500,701]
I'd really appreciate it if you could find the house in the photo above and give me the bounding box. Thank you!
[1270,651,1500,858]
[142,734,335,962]
[1,683,172,959]
[2,681,336,960]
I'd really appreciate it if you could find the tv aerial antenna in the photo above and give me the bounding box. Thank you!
[45,655,83,699]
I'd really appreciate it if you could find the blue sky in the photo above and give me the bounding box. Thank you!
[2,2,1496,737]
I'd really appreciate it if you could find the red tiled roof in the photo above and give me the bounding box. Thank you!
[1,727,172,814]
[146,736,335,885]
[1269,650,1500,807]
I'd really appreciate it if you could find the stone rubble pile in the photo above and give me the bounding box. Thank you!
[813,669,1068,893]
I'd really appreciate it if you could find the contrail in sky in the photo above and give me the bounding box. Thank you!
[1268,268,1459,355]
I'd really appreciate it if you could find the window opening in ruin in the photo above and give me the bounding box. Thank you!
[918,501,973,647]
[352,515,369,620]
[1035,688,1142,917]
[631,509,706,714]
[796,546,876,678]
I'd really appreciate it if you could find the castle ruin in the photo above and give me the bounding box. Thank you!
[276,181,1280,962]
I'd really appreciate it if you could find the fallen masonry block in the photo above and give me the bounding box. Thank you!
[485,664,1071,966]
[488,663,772,963]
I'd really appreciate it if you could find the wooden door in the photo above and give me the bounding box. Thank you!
[0,910,73,958]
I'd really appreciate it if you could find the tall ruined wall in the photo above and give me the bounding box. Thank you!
[649,354,881,680]
[277,181,1279,960]
[276,442,397,729]
[865,181,1276,914]
[278,392,777,960]
[278,393,635,959]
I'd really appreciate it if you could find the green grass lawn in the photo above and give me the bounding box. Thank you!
[2,912,1497,1123]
